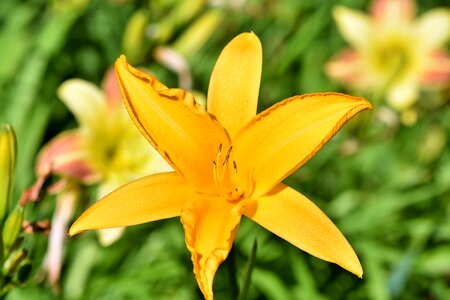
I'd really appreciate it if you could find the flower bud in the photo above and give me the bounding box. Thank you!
[2,205,23,257]
[147,0,206,44]
[170,0,206,25]
[173,10,223,58]
[52,0,90,13]
[123,9,150,64]
[0,124,17,223]
[165,0,205,28]
[2,248,26,275]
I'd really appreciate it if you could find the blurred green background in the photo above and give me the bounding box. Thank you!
[0,0,449,299]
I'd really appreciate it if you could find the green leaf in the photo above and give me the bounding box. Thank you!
[252,268,292,300]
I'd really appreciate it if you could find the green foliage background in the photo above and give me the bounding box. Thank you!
[0,0,449,299]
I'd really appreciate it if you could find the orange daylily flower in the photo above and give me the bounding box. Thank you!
[70,33,372,299]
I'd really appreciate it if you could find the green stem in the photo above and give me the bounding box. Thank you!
[227,247,239,299]
[237,240,257,300]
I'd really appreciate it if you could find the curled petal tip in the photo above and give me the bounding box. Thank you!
[115,55,129,72]
[342,93,373,111]
[118,54,126,61]
[115,55,124,69]
[356,95,373,110]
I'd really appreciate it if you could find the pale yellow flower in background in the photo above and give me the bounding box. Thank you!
[69,33,372,299]
[326,0,450,111]
[39,69,170,245]
[32,69,170,288]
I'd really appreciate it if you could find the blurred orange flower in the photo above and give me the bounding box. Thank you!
[326,0,450,111]
[70,33,371,299]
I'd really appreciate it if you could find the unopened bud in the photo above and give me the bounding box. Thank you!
[3,248,26,275]
[147,0,206,44]
[170,0,206,25]
[173,10,223,57]
[0,124,17,223]
[166,0,205,28]
[123,9,150,64]
[52,0,90,13]
[2,205,23,257]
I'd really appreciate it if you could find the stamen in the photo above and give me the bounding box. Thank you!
[213,143,245,201]
[222,146,233,166]
[213,161,220,191]
[226,146,233,157]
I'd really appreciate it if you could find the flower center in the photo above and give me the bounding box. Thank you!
[84,113,153,179]
[369,35,416,83]
[212,143,244,202]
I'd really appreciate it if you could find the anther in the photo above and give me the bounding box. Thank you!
[222,146,233,166]
[233,161,237,173]
[217,143,222,156]
[226,146,233,157]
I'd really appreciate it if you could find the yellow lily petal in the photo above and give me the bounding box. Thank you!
[415,8,450,51]
[115,56,229,193]
[57,79,106,129]
[244,183,362,277]
[181,196,245,299]
[207,32,262,138]
[386,76,418,111]
[333,6,372,51]
[69,172,191,236]
[233,93,372,197]
[95,180,127,247]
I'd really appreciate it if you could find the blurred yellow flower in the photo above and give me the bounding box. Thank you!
[30,69,169,289]
[36,69,170,244]
[70,33,371,299]
[326,0,450,111]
